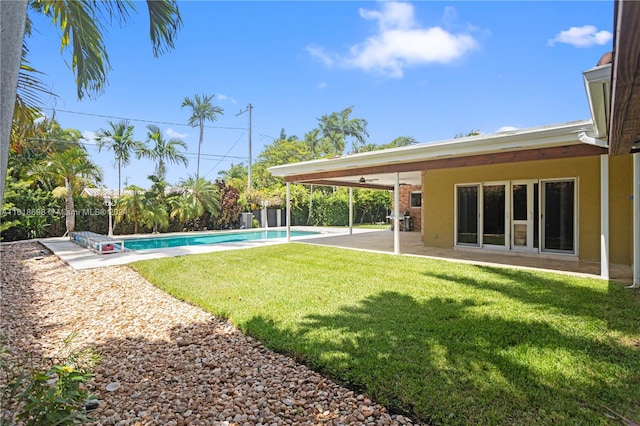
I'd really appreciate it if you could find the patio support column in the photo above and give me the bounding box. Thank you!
[600,154,609,280]
[631,153,640,288]
[286,182,291,242]
[349,186,353,235]
[394,172,400,255]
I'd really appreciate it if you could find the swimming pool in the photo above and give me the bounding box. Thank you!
[122,230,318,251]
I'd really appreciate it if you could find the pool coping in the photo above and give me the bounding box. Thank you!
[36,227,380,270]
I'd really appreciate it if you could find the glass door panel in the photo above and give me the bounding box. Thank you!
[542,180,575,253]
[456,185,479,246]
[482,184,506,247]
[512,184,528,248]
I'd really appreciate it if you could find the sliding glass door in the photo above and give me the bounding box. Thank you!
[456,179,576,255]
[541,180,575,253]
[456,185,479,246]
[482,183,507,248]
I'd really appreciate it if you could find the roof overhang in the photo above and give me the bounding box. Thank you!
[608,0,640,155]
[583,63,611,140]
[269,120,606,189]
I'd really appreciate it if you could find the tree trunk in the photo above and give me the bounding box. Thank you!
[65,178,75,233]
[0,1,28,205]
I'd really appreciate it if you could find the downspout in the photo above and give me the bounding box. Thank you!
[600,155,609,280]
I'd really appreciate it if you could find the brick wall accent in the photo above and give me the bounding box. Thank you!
[394,185,422,232]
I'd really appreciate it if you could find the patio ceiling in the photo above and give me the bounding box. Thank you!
[608,0,640,155]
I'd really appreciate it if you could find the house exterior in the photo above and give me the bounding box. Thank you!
[268,0,639,286]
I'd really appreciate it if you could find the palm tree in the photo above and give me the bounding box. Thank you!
[137,124,188,180]
[2,0,182,204]
[95,119,141,197]
[143,174,171,233]
[169,177,220,230]
[28,147,102,234]
[181,94,224,182]
[115,185,146,234]
[318,106,369,155]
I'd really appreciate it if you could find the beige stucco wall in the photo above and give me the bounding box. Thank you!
[422,154,634,265]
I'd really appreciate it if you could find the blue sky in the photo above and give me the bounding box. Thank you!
[27,1,614,190]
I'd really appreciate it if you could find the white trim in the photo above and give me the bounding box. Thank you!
[269,120,593,178]
[394,173,400,255]
[286,182,291,242]
[600,155,610,280]
[349,187,353,235]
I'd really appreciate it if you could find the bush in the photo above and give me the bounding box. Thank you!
[0,335,99,425]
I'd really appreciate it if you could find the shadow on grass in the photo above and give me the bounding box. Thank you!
[244,287,640,425]
[424,264,640,335]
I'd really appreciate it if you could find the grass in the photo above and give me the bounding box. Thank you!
[131,244,640,425]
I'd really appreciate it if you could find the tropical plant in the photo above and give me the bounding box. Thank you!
[142,175,171,233]
[317,106,369,155]
[169,177,220,230]
[215,180,241,229]
[2,0,182,204]
[181,94,224,181]
[95,119,141,197]
[0,333,99,426]
[26,0,182,100]
[115,185,147,234]
[27,147,102,234]
[137,124,188,180]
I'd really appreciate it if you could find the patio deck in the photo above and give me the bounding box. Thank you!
[296,229,635,283]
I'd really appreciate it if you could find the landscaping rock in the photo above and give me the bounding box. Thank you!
[0,242,419,425]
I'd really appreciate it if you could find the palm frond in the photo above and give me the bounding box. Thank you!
[145,0,182,56]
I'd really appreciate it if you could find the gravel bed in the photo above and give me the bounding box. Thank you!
[0,242,419,425]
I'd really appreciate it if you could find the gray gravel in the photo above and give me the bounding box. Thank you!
[0,242,419,425]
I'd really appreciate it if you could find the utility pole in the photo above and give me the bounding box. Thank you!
[236,104,253,193]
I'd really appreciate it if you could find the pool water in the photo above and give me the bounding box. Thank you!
[122,230,317,251]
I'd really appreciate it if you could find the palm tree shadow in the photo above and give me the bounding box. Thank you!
[245,289,640,424]
[424,264,640,335]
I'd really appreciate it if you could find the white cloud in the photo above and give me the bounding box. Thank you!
[308,2,478,78]
[318,82,328,89]
[548,25,612,48]
[81,130,97,144]
[306,45,336,67]
[496,126,518,133]
[166,128,188,139]
[216,93,237,104]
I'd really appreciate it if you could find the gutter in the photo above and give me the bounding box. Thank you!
[578,132,609,149]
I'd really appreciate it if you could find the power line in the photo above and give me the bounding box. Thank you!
[25,137,248,160]
[202,132,246,179]
[43,107,246,131]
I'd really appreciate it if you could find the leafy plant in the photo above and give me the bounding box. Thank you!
[0,334,99,425]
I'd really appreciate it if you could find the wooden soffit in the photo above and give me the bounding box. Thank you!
[284,144,606,184]
[608,0,640,155]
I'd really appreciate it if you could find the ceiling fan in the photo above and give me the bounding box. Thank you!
[359,176,379,183]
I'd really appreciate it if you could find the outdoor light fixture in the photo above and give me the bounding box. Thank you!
[359,176,366,183]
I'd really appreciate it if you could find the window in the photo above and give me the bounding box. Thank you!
[410,191,422,208]
[541,179,576,254]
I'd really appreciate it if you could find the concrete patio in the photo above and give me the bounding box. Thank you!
[295,229,635,284]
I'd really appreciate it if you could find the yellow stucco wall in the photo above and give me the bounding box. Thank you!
[422,154,634,265]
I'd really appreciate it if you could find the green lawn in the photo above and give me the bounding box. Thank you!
[132,244,640,425]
